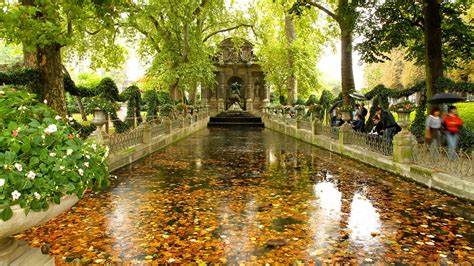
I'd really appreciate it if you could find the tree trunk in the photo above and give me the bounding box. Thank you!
[37,44,67,117]
[340,27,355,106]
[75,96,87,121]
[423,0,443,109]
[284,13,297,105]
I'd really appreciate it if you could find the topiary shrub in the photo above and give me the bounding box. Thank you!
[121,85,142,127]
[0,86,110,221]
[143,90,159,121]
[459,127,474,152]
[305,94,318,106]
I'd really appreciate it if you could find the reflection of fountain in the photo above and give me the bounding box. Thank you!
[309,181,342,250]
[347,192,381,248]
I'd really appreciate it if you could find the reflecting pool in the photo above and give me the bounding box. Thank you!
[16,128,474,264]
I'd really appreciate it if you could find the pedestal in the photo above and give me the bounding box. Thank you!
[246,98,253,112]
[217,98,224,112]
[393,131,416,163]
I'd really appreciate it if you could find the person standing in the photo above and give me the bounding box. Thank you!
[425,107,442,149]
[443,106,464,160]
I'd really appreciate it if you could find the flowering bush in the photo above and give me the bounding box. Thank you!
[389,100,416,112]
[0,86,110,221]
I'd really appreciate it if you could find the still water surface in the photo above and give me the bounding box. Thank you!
[17,128,474,264]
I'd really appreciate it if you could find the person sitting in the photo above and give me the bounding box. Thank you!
[376,107,399,141]
[360,103,368,120]
[334,113,344,127]
[352,114,365,132]
[369,115,384,136]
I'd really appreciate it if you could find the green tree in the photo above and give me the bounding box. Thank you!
[356,0,473,106]
[124,0,253,103]
[254,0,325,103]
[291,0,361,107]
[0,0,127,116]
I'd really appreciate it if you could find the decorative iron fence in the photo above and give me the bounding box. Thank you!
[319,124,339,140]
[150,123,166,137]
[298,119,313,131]
[172,119,182,130]
[346,131,393,156]
[412,144,473,179]
[108,127,144,153]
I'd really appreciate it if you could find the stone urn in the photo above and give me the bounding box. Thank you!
[396,110,412,129]
[0,195,79,264]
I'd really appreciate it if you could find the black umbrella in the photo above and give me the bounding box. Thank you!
[329,100,342,114]
[428,93,466,104]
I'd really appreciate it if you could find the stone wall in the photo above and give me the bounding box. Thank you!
[106,116,209,172]
[263,115,474,201]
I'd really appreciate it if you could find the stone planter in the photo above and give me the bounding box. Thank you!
[396,110,412,129]
[0,195,79,264]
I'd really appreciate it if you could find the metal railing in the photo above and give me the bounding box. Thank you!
[172,119,182,130]
[346,131,393,156]
[108,127,144,153]
[319,124,339,140]
[150,123,166,137]
[298,119,313,131]
[412,144,473,179]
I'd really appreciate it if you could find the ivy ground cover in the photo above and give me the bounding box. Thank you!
[16,129,474,264]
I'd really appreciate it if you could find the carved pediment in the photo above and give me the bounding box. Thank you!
[215,38,257,64]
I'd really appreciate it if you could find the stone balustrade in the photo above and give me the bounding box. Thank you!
[263,108,473,200]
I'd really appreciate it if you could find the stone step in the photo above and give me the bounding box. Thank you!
[210,117,262,122]
[208,122,264,127]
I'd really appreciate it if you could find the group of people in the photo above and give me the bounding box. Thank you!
[425,106,464,160]
[331,103,401,141]
[330,102,465,160]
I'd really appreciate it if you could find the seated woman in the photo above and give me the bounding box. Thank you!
[331,113,344,127]
[352,114,365,132]
[369,115,384,136]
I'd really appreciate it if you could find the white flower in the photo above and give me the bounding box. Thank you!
[78,169,84,176]
[42,135,45,139]
[0,179,5,186]
[55,115,62,120]
[0,90,4,95]
[59,166,65,170]
[67,116,73,121]
[44,124,57,134]
[26,171,36,180]
[84,162,89,168]
[104,146,109,158]
[11,190,21,200]
[43,99,48,104]
[86,155,91,159]
[18,106,26,111]
[91,143,97,151]
[34,192,41,200]
[66,149,73,155]
[49,152,56,157]
[14,163,22,172]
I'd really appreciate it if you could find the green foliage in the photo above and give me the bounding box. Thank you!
[143,90,160,121]
[319,90,334,111]
[305,94,318,106]
[0,40,22,65]
[459,127,474,152]
[356,0,473,68]
[0,68,43,97]
[254,0,326,99]
[121,85,143,127]
[0,1,127,69]
[0,86,110,220]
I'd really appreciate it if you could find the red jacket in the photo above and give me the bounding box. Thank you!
[443,114,464,134]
